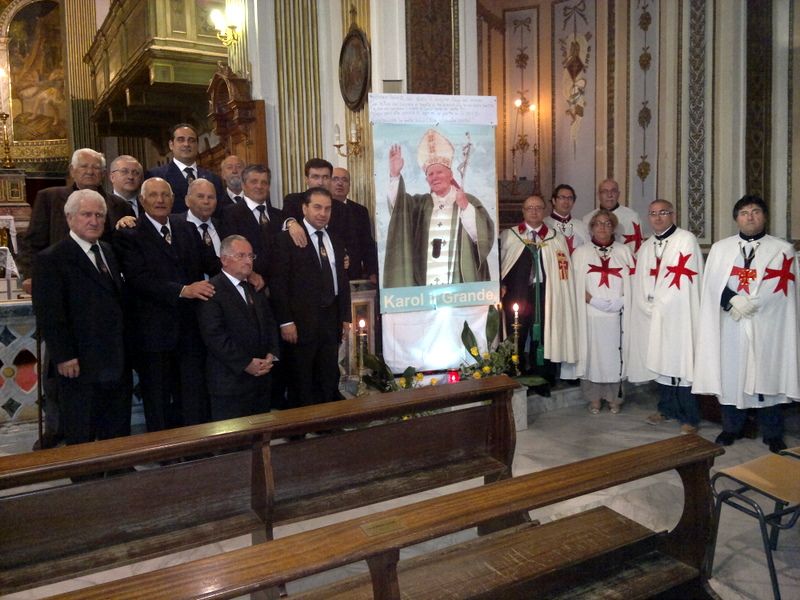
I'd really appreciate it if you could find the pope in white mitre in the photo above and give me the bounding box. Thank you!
[383,129,494,288]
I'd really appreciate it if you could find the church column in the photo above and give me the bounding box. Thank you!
[61,0,100,151]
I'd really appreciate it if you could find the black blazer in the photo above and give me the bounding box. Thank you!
[270,227,351,345]
[144,160,226,215]
[113,215,220,352]
[32,237,126,382]
[175,210,222,252]
[197,273,280,395]
[17,185,133,279]
[340,199,378,280]
[219,201,284,278]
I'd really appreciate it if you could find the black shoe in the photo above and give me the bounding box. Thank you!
[32,432,63,451]
[530,384,551,397]
[764,437,787,454]
[715,431,737,446]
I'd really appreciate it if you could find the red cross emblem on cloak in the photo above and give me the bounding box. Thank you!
[629,257,637,276]
[557,251,569,280]
[587,257,623,288]
[624,222,644,252]
[762,254,796,296]
[665,253,698,289]
[730,266,757,293]
[650,257,661,280]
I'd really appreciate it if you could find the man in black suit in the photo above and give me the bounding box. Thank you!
[144,123,225,214]
[178,178,222,257]
[109,155,143,218]
[271,187,351,408]
[32,190,129,445]
[330,167,378,283]
[114,177,220,431]
[18,148,132,449]
[219,164,284,282]
[281,158,334,222]
[219,154,246,209]
[198,235,279,420]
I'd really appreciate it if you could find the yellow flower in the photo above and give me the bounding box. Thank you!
[415,372,424,381]
[482,352,491,360]
[472,371,482,379]
[429,378,438,386]
[470,346,479,357]
[512,354,519,364]
[398,377,406,388]
[482,365,492,374]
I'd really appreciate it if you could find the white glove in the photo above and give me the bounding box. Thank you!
[589,297,611,311]
[642,300,654,317]
[729,306,743,321]
[730,294,758,318]
[606,297,624,313]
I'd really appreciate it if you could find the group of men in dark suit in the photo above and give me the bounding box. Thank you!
[24,125,376,448]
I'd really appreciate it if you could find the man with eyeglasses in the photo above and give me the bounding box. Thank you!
[144,123,226,214]
[109,155,144,218]
[198,235,279,421]
[583,179,643,252]
[693,195,798,453]
[628,199,704,434]
[545,183,590,254]
[500,195,577,393]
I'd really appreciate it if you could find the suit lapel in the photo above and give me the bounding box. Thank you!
[67,238,116,293]
[140,216,179,262]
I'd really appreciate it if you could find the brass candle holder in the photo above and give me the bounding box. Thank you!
[0,112,14,168]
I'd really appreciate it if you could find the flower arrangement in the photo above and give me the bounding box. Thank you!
[458,305,546,387]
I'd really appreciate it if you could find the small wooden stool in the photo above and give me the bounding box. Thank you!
[708,448,800,600]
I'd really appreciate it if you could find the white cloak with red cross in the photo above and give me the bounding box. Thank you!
[692,234,800,407]
[500,226,578,363]
[626,227,704,383]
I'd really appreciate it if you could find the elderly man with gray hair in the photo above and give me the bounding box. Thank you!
[19,148,133,449]
[32,189,130,446]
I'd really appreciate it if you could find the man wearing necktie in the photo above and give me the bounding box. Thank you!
[180,178,222,257]
[271,187,351,409]
[219,155,246,210]
[114,177,220,431]
[32,190,130,445]
[144,123,225,214]
[109,155,144,219]
[198,235,280,420]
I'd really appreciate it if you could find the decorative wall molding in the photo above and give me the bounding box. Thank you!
[405,0,459,94]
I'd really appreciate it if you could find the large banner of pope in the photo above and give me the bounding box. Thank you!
[371,93,500,371]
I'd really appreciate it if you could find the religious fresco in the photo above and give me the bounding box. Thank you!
[7,0,66,141]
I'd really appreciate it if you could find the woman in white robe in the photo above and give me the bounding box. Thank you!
[563,210,634,413]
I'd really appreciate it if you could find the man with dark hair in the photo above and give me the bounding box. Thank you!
[198,235,280,421]
[544,183,589,255]
[271,187,351,409]
[219,164,284,280]
[282,158,337,224]
[144,123,225,214]
[32,190,129,445]
[114,177,220,431]
[694,195,798,452]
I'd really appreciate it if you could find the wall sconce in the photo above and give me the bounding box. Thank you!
[334,121,363,158]
[210,6,243,47]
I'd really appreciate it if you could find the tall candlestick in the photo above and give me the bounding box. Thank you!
[511,303,521,376]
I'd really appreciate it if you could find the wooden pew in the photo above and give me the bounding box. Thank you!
[0,375,518,594]
[47,434,724,600]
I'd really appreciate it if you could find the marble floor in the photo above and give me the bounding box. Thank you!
[1,391,798,600]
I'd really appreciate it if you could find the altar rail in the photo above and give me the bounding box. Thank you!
[0,375,518,594]
[49,435,724,600]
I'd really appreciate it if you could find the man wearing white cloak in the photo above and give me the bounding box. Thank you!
[500,195,578,391]
[583,179,644,253]
[628,200,704,433]
[693,195,799,453]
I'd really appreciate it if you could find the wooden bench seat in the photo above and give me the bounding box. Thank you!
[0,376,518,594]
[48,434,724,600]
